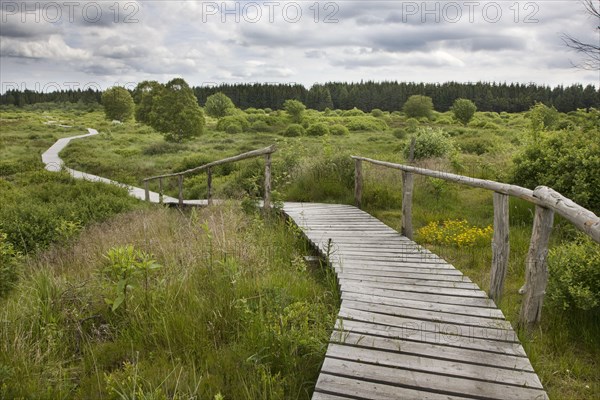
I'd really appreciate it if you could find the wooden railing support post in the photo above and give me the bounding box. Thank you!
[354,158,363,208]
[401,171,414,239]
[519,205,554,329]
[178,175,184,207]
[144,181,150,202]
[207,167,213,206]
[490,192,510,303]
[158,178,163,204]
[264,153,272,210]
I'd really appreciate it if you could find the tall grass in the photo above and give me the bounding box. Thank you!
[0,205,339,399]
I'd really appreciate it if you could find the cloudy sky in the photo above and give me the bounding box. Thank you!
[1,0,598,92]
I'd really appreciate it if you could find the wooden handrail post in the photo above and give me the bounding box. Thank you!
[490,192,509,303]
[264,153,272,210]
[519,205,554,329]
[354,158,363,208]
[144,180,150,202]
[178,175,184,207]
[158,178,163,204]
[401,171,414,239]
[207,167,213,206]
[401,138,416,239]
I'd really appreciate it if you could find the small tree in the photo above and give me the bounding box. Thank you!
[283,99,306,123]
[133,81,163,124]
[101,87,134,121]
[451,98,477,125]
[528,102,559,142]
[204,92,235,119]
[403,95,434,119]
[149,78,205,142]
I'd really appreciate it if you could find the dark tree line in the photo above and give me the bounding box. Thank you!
[2,81,598,113]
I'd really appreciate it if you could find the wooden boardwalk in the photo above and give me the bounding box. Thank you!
[283,202,548,400]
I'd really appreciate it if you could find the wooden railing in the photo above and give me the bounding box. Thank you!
[143,145,276,210]
[352,155,600,329]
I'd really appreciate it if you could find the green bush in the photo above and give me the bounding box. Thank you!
[403,95,433,119]
[457,135,497,155]
[306,122,330,136]
[392,128,407,139]
[329,124,349,136]
[250,120,270,132]
[512,129,600,212]
[225,123,243,134]
[405,127,455,160]
[342,107,364,116]
[451,98,477,125]
[371,108,384,117]
[344,116,388,131]
[142,142,186,155]
[548,236,600,312]
[216,115,249,132]
[282,124,305,137]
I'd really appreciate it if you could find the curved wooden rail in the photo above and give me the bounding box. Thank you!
[352,155,600,329]
[143,145,276,209]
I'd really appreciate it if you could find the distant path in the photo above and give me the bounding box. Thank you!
[41,128,177,203]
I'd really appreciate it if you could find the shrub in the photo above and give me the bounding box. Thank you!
[204,92,235,119]
[392,128,407,139]
[306,122,330,136]
[102,87,134,121]
[403,95,434,119]
[250,120,270,132]
[283,99,306,123]
[216,115,249,132]
[371,108,384,117]
[456,135,497,155]
[451,98,477,125]
[528,102,559,134]
[282,124,305,137]
[547,236,600,311]
[405,127,455,160]
[342,107,364,116]
[0,232,20,298]
[344,116,388,131]
[512,129,600,212]
[329,124,349,136]
[225,123,243,134]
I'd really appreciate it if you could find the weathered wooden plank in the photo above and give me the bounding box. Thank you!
[341,299,512,329]
[338,307,517,343]
[325,344,543,388]
[490,192,509,302]
[334,266,469,280]
[338,279,486,298]
[337,273,479,290]
[330,331,532,371]
[319,358,549,400]
[315,374,473,400]
[340,283,497,308]
[334,319,527,357]
[334,263,464,275]
[341,291,504,319]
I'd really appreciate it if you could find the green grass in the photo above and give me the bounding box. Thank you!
[1,205,339,399]
[1,104,598,399]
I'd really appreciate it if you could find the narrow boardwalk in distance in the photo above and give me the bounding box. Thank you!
[283,202,548,400]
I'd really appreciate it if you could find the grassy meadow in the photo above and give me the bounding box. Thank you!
[1,102,599,399]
